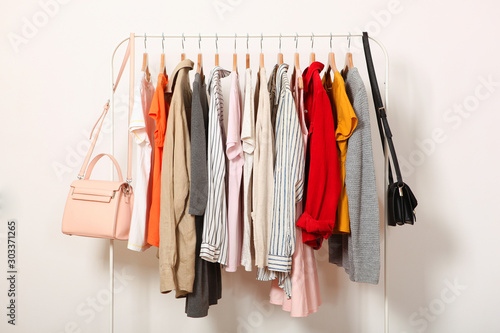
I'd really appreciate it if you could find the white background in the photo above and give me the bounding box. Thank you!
[1,0,499,332]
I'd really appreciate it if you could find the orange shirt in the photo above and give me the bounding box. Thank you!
[323,71,357,234]
[147,73,169,247]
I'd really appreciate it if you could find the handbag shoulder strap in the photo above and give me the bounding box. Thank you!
[77,33,135,181]
[362,32,403,185]
[78,101,110,179]
[126,34,135,182]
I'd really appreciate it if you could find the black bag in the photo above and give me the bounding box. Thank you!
[362,32,418,226]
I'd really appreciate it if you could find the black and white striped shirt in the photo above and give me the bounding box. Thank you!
[200,67,231,266]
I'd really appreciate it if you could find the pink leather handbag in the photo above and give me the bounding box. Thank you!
[62,34,136,240]
[62,151,134,240]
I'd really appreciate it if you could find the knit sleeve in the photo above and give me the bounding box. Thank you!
[342,69,380,283]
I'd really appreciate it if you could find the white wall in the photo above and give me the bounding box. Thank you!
[1,0,499,332]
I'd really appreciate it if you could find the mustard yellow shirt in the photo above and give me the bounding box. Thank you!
[323,71,357,233]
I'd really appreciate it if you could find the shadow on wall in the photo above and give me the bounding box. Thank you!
[382,94,465,333]
[387,197,461,332]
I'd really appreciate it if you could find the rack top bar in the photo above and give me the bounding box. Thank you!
[131,33,362,39]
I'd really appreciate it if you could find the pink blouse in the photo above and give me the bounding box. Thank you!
[225,71,245,272]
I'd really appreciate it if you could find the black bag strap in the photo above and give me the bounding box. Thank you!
[362,32,403,186]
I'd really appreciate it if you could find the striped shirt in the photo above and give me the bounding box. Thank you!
[200,67,231,265]
[268,64,305,297]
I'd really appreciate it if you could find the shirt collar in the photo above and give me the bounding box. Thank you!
[303,61,325,92]
[208,66,230,92]
[167,59,194,92]
[275,64,290,105]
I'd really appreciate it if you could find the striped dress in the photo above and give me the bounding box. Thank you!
[200,67,231,266]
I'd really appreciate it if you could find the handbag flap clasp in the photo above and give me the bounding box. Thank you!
[70,179,124,203]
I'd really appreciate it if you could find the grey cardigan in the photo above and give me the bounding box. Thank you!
[328,67,380,284]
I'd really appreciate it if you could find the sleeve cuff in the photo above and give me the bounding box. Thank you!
[296,211,336,234]
[129,125,147,144]
[268,254,292,273]
[160,265,176,293]
[200,243,221,264]
[127,241,151,252]
[257,267,277,281]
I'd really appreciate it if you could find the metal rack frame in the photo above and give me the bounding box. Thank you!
[108,33,390,333]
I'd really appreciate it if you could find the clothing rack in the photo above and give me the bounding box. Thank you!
[108,33,390,333]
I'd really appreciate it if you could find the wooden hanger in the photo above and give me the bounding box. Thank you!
[197,54,203,75]
[180,34,186,61]
[277,34,284,65]
[326,33,338,73]
[160,53,166,75]
[160,33,166,75]
[233,34,238,73]
[309,33,315,64]
[215,33,219,66]
[294,34,303,89]
[327,52,338,73]
[343,34,354,74]
[309,53,315,63]
[246,34,250,69]
[259,33,264,69]
[141,34,151,82]
[344,53,353,73]
[197,34,203,76]
[141,53,149,72]
[294,53,303,89]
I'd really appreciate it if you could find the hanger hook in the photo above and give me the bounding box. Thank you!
[182,33,185,51]
[144,33,147,50]
[295,33,298,52]
[198,33,201,52]
[279,33,282,53]
[311,32,314,50]
[246,33,249,52]
[330,32,333,52]
[347,32,351,51]
[215,33,218,54]
[260,33,263,53]
[234,33,237,53]
[162,33,165,53]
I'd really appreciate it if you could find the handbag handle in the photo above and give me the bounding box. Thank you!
[77,33,135,182]
[362,32,403,186]
[84,153,124,182]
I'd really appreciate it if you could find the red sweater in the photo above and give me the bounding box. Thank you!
[296,62,341,249]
